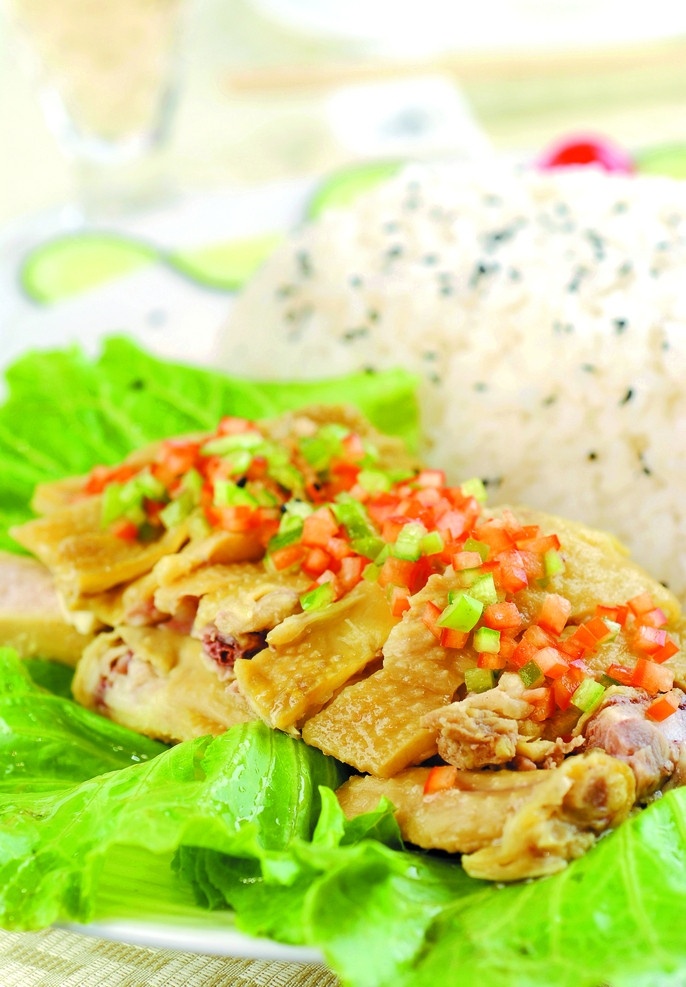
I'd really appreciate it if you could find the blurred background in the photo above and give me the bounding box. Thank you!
[1,0,686,226]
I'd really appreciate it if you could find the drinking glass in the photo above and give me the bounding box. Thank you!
[4,0,187,221]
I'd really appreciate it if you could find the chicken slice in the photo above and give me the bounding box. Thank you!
[580,685,686,800]
[302,573,475,776]
[72,624,255,742]
[0,551,93,665]
[337,749,635,881]
[10,499,193,603]
[421,672,535,769]
[76,529,276,630]
[505,506,681,626]
[235,580,398,734]
[192,563,309,677]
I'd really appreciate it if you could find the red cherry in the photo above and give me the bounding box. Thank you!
[537,135,634,174]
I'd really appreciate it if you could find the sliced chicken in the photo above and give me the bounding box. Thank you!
[235,580,398,734]
[580,685,686,800]
[507,506,681,626]
[302,573,475,776]
[337,749,635,881]
[0,551,93,665]
[421,672,536,769]
[73,624,255,743]
[10,501,192,603]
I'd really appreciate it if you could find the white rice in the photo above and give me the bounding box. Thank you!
[223,161,686,601]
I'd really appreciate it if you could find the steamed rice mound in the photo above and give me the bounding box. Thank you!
[224,161,686,601]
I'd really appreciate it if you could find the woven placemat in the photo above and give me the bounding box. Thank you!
[0,929,340,987]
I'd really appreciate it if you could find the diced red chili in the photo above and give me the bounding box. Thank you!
[627,591,656,618]
[646,690,681,722]
[270,543,306,571]
[83,462,140,495]
[301,507,339,547]
[109,517,140,541]
[533,646,569,679]
[537,593,572,635]
[451,551,484,571]
[422,601,443,641]
[482,601,523,630]
[651,639,679,664]
[632,625,668,655]
[606,662,634,686]
[388,585,411,617]
[440,627,469,650]
[423,765,458,794]
[552,665,587,710]
[631,657,674,695]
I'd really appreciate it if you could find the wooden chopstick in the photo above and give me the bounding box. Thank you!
[223,40,686,94]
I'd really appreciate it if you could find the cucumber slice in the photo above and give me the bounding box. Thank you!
[166,233,283,291]
[635,144,686,179]
[306,160,405,220]
[20,233,159,304]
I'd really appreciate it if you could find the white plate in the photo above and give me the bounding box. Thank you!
[63,918,324,964]
[0,179,329,964]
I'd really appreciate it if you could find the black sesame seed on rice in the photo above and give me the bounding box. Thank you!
[276,284,297,298]
[469,261,495,288]
[585,230,605,261]
[226,161,686,602]
[296,250,313,278]
[567,267,587,293]
[342,327,370,342]
[552,320,575,335]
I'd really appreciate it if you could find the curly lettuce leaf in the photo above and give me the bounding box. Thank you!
[387,790,686,987]
[0,648,166,793]
[179,784,686,987]
[22,657,75,699]
[0,336,420,550]
[0,648,345,931]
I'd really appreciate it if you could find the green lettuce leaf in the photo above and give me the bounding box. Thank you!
[0,647,345,931]
[0,647,166,792]
[388,791,686,987]
[22,657,75,698]
[0,336,420,550]
[4,341,686,987]
[179,784,686,987]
